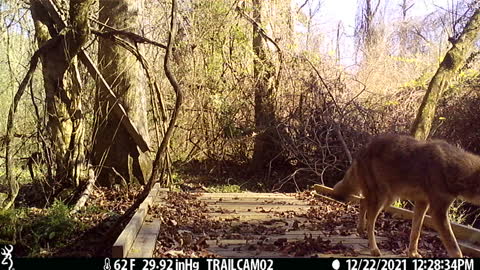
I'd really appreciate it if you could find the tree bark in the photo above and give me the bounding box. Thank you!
[94,0,152,186]
[411,7,480,140]
[2,0,92,209]
[103,0,182,243]
[251,0,281,172]
[30,0,91,186]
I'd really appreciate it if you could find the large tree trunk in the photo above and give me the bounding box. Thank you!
[251,0,281,172]
[93,0,152,186]
[411,7,480,140]
[30,0,91,186]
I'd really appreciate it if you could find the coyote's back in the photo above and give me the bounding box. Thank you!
[332,134,480,257]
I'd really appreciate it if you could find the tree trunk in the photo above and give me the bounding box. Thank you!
[251,0,281,172]
[30,0,91,186]
[399,0,414,56]
[411,7,480,140]
[355,0,382,58]
[93,0,152,186]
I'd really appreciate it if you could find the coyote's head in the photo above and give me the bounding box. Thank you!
[0,245,13,270]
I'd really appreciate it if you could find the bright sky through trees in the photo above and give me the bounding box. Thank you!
[298,0,452,66]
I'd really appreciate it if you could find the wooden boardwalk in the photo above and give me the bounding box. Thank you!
[188,192,377,258]
[113,186,480,258]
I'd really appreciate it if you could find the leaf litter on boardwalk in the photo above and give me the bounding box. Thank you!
[149,191,447,258]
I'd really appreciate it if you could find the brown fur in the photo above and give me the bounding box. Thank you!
[332,134,480,257]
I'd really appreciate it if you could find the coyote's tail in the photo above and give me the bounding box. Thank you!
[331,161,362,202]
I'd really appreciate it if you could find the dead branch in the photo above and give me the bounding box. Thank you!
[157,0,183,187]
[91,29,167,49]
[303,57,353,165]
[71,167,96,214]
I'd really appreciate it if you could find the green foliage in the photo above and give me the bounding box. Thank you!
[391,199,408,209]
[448,200,468,225]
[83,205,106,215]
[0,200,85,256]
[0,208,20,244]
[29,200,84,247]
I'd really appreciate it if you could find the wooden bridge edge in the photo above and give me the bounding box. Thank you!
[112,183,164,258]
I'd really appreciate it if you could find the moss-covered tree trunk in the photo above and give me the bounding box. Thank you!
[93,0,152,186]
[251,0,281,172]
[30,0,91,186]
[411,8,480,140]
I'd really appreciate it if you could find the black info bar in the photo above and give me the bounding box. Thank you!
[5,258,477,270]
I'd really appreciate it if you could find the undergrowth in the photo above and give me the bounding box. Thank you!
[0,200,85,256]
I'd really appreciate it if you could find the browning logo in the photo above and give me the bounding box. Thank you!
[0,245,13,270]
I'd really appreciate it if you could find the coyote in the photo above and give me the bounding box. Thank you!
[332,134,480,258]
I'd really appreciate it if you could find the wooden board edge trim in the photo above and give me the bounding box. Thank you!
[112,207,146,258]
[112,184,165,257]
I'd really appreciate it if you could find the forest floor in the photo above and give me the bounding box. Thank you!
[1,184,142,257]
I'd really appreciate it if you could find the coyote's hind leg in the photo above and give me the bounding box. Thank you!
[408,200,429,258]
[366,196,389,257]
[430,198,462,257]
[357,198,367,237]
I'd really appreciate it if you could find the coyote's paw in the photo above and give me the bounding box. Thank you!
[370,248,381,257]
[407,250,422,258]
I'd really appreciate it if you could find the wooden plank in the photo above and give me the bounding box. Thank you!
[206,212,308,221]
[198,193,297,199]
[206,200,310,206]
[458,240,480,257]
[197,196,303,201]
[199,198,308,205]
[222,217,322,227]
[127,219,161,258]
[206,211,306,217]
[148,184,161,198]
[112,184,163,257]
[207,204,314,212]
[112,207,146,258]
[313,184,480,257]
[206,235,372,247]
[139,184,164,211]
